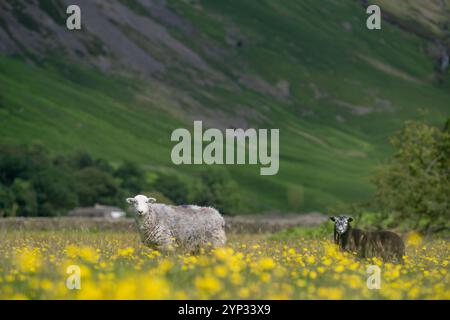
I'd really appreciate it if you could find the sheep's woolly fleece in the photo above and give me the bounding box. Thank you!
[128,195,226,252]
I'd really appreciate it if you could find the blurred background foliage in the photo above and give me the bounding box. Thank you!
[0,118,447,232]
[0,145,242,216]
[329,118,450,232]
[1,0,449,215]
[0,1,449,229]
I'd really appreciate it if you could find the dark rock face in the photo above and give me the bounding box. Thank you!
[0,0,208,75]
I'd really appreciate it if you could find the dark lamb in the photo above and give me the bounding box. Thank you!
[330,216,405,263]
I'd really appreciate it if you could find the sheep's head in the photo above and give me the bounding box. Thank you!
[126,195,156,216]
[330,216,353,235]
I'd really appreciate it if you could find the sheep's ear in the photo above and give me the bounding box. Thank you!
[348,217,353,222]
[126,198,135,204]
[147,197,156,204]
[330,216,336,222]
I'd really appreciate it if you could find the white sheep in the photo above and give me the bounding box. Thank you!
[126,195,226,252]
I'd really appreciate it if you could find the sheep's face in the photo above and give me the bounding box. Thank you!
[330,216,353,234]
[126,195,156,216]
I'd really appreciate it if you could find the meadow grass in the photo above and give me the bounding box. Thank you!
[0,229,448,299]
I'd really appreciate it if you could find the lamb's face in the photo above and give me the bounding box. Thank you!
[126,195,156,216]
[330,216,353,234]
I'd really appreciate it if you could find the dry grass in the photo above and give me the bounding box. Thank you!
[0,214,327,234]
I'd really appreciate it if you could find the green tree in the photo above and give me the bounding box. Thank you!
[0,144,49,185]
[32,167,78,216]
[75,167,121,207]
[152,172,189,204]
[192,168,240,215]
[0,145,152,216]
[372,120,450,231]
[11,178,38,216]
[115,161,146,195]
[70,151,94,169]
[0,182,15,217]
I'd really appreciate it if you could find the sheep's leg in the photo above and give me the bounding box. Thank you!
[393,244,405,264]
[155,235,175,253]
[146,226,174,253]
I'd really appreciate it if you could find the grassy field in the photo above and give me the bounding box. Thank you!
[0,228,448,299]
[1,0,449,213]
[1,1,448,300]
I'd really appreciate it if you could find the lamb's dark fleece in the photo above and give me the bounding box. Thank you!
[330,216,405,263]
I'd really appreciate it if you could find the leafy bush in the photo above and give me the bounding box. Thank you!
[114,161,147,195]
[0,145,149,216]
[10,179,38,217]
[142,191,174,206]
[150,168,241,214]
[191,168,241,215]
[74,167,121,207]
[372,120,449,231]
[152,172,190,205]
[328,119,449,232]
[0,144,243,216]
[0,182,15,216]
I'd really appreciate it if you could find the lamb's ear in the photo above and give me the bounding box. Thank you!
[330,216,336,222]
[147,197,156,204]
[126,198,135,204]
[348,217,353,222]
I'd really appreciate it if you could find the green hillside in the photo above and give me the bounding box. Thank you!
[0,0,449,213]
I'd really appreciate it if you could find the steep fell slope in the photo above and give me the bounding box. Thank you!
[0,0,449,213]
